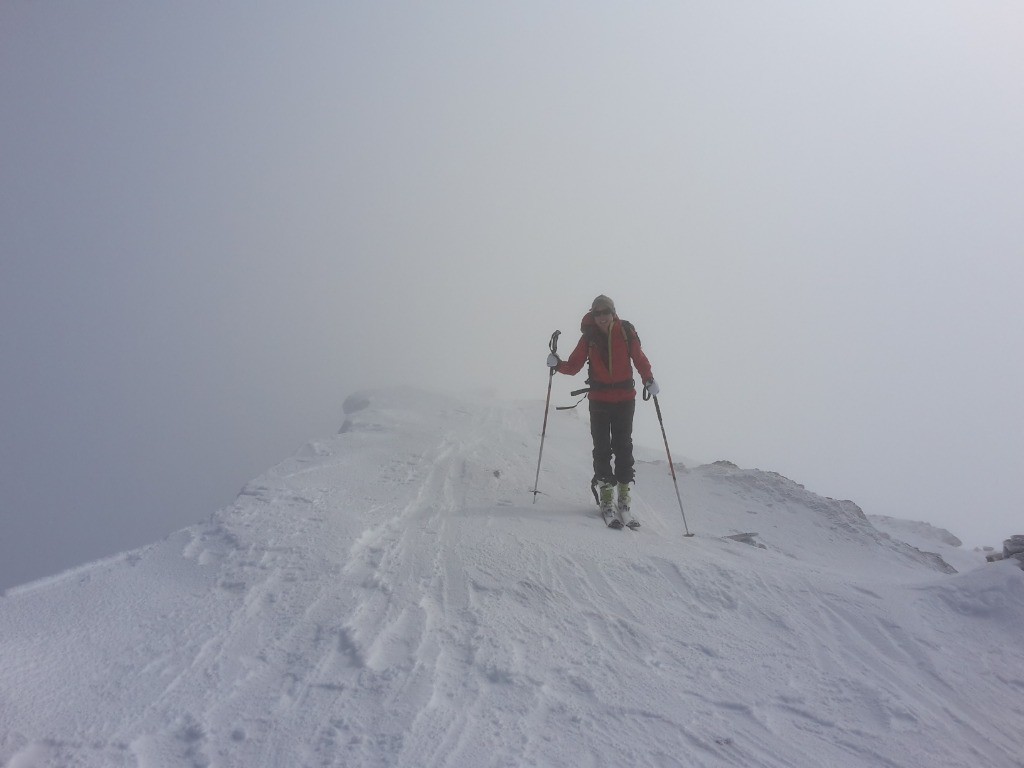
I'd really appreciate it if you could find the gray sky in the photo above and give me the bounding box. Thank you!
[2,2,1022,589]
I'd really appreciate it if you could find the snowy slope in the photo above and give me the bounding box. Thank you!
[868,514,988,574]
[2,389,1023,768]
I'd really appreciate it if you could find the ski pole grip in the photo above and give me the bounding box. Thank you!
[546,330,562,380]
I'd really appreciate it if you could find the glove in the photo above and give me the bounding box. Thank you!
[546,354,560,368]
[645,379,660,396]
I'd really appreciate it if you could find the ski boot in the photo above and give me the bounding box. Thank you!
[598,481,621,528]
[617,482,640,529]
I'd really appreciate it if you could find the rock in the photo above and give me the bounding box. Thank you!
[725,532,767,550]
[988,536,1024,569]
[342,393,372,415]
[1004,535,1024,558]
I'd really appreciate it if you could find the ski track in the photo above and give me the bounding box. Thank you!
[2,390,1023,768]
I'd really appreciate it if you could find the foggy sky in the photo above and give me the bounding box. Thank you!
[2,2,1022,590]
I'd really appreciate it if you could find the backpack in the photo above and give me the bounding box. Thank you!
[555,317,640,409]
[581,317,637,374]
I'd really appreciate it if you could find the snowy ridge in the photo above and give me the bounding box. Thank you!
[685,461,961,576]
[2,389,1023,768]
[866,514,989,575]
[868,515,964,550]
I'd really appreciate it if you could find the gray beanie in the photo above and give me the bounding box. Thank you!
[591,295,616,313]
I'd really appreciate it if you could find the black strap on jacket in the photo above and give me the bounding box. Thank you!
[555,379,636,410]
[586,378,635,392]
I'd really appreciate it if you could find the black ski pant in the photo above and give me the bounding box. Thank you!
[589,398,635,486]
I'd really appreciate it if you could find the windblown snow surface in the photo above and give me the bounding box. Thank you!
[2,389,1022,768]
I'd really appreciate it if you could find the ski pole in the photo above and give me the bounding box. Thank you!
[646,387,694,537]
[531,330,560,503]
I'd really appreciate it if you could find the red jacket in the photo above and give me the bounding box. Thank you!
[556,312,654,403]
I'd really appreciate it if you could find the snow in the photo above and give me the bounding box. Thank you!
[867,515,990,574]
[2,388,1022,768]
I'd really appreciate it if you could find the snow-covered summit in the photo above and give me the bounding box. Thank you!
[2,389,1022,768]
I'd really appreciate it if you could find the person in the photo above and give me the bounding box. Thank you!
[546,295,660,525]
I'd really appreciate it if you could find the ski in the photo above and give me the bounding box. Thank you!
[600,508,624,529]
[618,504,640,530]
[598,512,622,528]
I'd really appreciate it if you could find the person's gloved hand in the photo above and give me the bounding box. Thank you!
[547,354,560,368]
[645,379,660,396]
